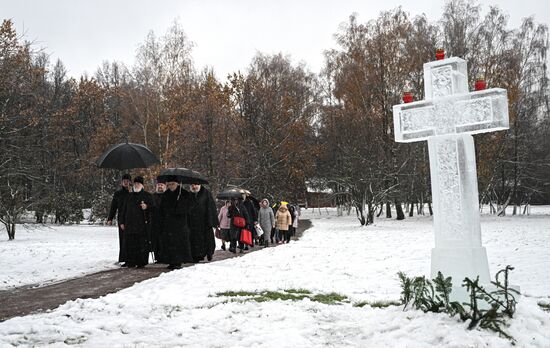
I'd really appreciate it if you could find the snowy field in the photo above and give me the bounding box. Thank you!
[0,224,224,290]
[0,225,120,290]
[0,209,549,347]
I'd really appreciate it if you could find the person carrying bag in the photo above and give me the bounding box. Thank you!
[227,197,251,253]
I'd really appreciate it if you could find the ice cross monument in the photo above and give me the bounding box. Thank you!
[393,56,509,284]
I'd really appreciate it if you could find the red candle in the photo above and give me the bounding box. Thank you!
[475,77,487,91]
[402,92,413,103]
[435,49,445,60]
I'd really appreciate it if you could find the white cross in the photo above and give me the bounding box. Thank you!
[393,56,509,283]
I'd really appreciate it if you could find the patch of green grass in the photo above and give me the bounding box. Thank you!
[216,291,258,297]
[354,300,401,308]
[285,289,312,295]
[215,289,347,305]
[253,291,310,302]
[311,292,349,304]
[538,302,550,312]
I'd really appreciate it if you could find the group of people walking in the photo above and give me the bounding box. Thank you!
[217,197,300,253]
[107,174,218,269]
[107,174,300,269]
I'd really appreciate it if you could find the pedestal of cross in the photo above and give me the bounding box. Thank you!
[393,57,509,285]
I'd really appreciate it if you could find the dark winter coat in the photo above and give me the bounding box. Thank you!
[107,187,131,262]
[119,189,155,266]
[159,188,194,265]
[108,187,130,222]
[188,186,218,261]
[152,192,164,261]
[243,198,258,223]
[243,198,258,244]
[288,205,296,224]
[227,200,251,242]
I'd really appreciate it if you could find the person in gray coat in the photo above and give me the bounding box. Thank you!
[257,198,275,247]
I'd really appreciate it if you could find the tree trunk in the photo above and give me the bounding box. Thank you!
[356,205,366,226]
[385,202,392,218]
[416,202,424,215]
[408,202,414,217]
[395,201,405,220]
[367,202,374,225]
[428,202,433,216]
[497,193,512,217]
[7,223,16,240]
[376,204,383,217]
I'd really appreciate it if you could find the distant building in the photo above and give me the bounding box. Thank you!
[304,180,333,208]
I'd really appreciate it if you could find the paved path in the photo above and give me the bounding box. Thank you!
[0,220,311,321]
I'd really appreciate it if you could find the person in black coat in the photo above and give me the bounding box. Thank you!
[270,201,281,244]
[243,196,258,248]
[107,173,132,265]
[151,177,167,263]
[227,196,251,253]
[288,204,296,241]
[159,178,194,269]
[188,183,218,262]
[119,176,155,268]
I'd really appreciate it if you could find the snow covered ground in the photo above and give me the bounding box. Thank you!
[0,224,120,290]
[1,209,549,347]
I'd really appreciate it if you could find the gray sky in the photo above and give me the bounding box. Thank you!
[2,0,549,80]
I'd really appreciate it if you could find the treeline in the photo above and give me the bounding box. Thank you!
[1,0,549,238]
[316,1,550,223]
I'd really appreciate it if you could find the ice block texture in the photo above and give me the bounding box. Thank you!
[392,56,509,284]
[393,89,509,142]
[428,134,482,249]
[423,57,469,98]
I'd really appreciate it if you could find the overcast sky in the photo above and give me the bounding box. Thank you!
[2,0,549,80]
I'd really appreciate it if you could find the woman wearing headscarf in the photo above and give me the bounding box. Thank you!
[217,200,231,251]
[258,198,275,247]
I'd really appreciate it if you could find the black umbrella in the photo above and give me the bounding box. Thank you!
[216,187,249,200]
[158,167,209,185]
[97,143,160,170]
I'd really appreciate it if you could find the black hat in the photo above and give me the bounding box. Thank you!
[156,176,167,184]
[165,175,178,183]
[133,176,144,185]
[122,173,132,181]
